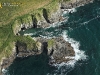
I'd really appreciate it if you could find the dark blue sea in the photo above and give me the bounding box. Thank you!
[4,0,100,75]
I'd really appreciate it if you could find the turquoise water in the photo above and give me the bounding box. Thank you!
[4,0,100,75]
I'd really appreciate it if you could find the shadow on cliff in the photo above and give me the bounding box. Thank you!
[7,54,56,75]
[4,41,57,75]
[43,8,51,23]
[41,42,54,56]
[16,41,27,55]
[42,42,48,55]
[20,18,26,30]
[31,15,37,28]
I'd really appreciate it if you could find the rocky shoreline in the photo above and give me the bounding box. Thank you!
[0,0,94,74]
[0,37,75,74]
[61,0,93,9]
[14,0,94,35]
[35,37,75,64]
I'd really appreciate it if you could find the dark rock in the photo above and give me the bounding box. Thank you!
[61,0,93,9]
[0,0,94,74]
[43,8,51,23]
[36,37,75,64]
[31,15,37,28]
[15,41,41,57]
[42,42,48,55]
[50,37,75,64]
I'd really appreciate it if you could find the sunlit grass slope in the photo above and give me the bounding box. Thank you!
[0,0,60,60]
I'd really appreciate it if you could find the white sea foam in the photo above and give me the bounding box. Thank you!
[45,22,60,29]
[52,31,87,67]
[47,31,87,75]
[46,8,77,29]
[62,31,87,61]
[80,15,100,25]
[2,68,8,74]
[24,33,33,36]
[46,21,65,29]
[65,56,75,59]
[62,8,77,15]
[47,61,75,75]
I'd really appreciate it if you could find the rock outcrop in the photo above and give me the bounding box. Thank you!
[13,0,94,35]
[14,37,75,62]
[0,0,94,74]
[0,37,75,73]
[0,43,16,74]
[60,0,94,9]
[16,41,42,57]
[36,37,75,64]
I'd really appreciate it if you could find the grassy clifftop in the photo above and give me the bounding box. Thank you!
[0,0,60,60]
[0,0,52,26]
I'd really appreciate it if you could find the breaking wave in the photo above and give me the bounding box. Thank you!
[62,31,87,61]
[47,31,87,75]
[62,8,77,15]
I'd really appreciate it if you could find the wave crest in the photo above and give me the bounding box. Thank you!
[47,31,87,75]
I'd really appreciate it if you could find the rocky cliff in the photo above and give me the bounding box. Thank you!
[0,0,94,74]
[13,0,94,35]
[0,37,75,73]
[36,37,75,64]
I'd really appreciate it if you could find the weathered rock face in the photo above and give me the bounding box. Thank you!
[0,0,94,74]
[50,37,75,64]
[36,37,75,64]
[1,55,16,71]
[60,0,94,9]
[14,0,94,35]
[0,43,16,74]
[1,37,75,73]
[16,41,42,57]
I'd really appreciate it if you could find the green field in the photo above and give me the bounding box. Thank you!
[0,0,70,60]
[0,0,61,60]
[0,0,53,26]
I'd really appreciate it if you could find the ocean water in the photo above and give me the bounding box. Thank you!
[4,0,100,75]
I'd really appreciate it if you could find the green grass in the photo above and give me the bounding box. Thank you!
[0,24,14,59]
[0,24,36,60]
[0,0,70,61]
[16,35,36,50]
[47,39,55,48]
[11,0,60,34]
[0,0,54,60]
[0,0,52,26]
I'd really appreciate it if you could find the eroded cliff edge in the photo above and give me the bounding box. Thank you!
[0,0,94,74]
[1,37,75,72]
[13,0,94,35]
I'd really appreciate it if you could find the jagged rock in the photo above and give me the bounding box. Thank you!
[16,41,42,57]
[0,0,94,74]
[61,0,93,9]
[48,37,75,64]
[36,37,75,64]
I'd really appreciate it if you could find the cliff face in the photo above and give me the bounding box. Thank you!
[61,0,93,9]
[36,37,75,64]
[0,43,16,74]
[7,37,75,62]
[0,0,94,74]
[16,41,42,57]
[13,7,61,35]
[13,0,94,35]
[0,37,75,73]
